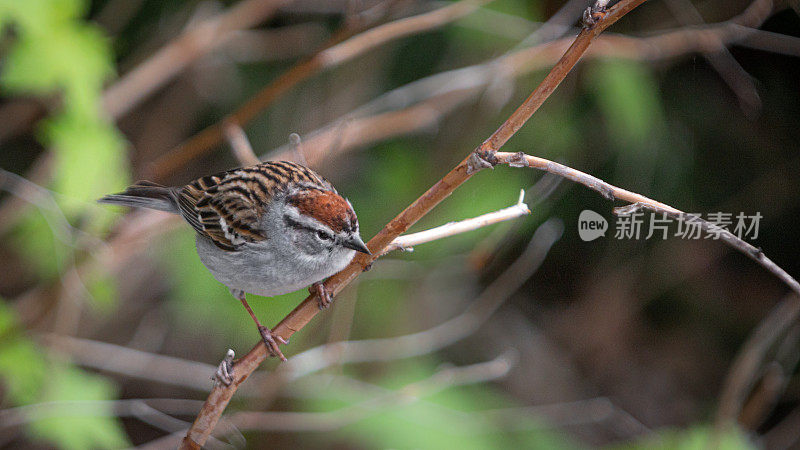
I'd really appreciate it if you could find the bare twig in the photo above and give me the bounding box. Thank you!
[264,18,796,165]
[716,294,800,433]
[179,2,647,447]
[44,207,534,391]
[102,0,293,119]
[663,0,761,115]
[0,157,55,234]
[493,152,678,211]
[280,218,562,381]
[484,153,800,438]
[381,190,530,255]
[5,3,792,238]
[223,122,260,166]
[141,355,515,447]
[227,353,515,432]
[147,0,491,181]
[42,334,225,393]
[613,203,800,296]
[763,405,800,450]
[0,398,205,429]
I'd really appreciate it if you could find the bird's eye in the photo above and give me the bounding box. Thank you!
[316,230,332,241]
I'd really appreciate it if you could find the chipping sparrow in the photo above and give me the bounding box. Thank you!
[99,161,370,365]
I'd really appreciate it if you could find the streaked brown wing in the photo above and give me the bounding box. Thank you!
[176,161,330,251]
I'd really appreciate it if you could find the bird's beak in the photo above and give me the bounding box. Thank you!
[343,235,371,254]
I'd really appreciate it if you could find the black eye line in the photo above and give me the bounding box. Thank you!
[284,216,315,233]
[284,215,335,243]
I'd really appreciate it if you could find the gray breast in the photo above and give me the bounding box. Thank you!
[194,235,355,297]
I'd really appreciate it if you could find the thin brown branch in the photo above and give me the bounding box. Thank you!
[147,0,490,181]
[494,152,679,211]
[223,122,260,166]
[281,218,562,380]
[102,0,293,119]
[141,356,516,448]
[0,155,55,234]
[179,2,647,447]
[490,151,800,437]
[263,15,793,166]
[42,334,226,393]
[228,353,515,432]
[715,294,800,433]
[6,0,783,237]
[15,13,778,313]
[663,0,762,115]
[612,202,800,296]
[44,208,534,391]
[265,89,471,163]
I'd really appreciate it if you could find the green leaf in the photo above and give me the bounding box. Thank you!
[0,0,128,236]
[296,362,578,450]
[9,210,71,279]
[0,301,48,405]
[615,425,755,450]
[0,302,129,449]
[43,114,129,210]
[2,25,114,108]
[28,365,130,450]
[0,0,86,34]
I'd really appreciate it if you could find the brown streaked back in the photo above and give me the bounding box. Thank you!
[177,161,332,251]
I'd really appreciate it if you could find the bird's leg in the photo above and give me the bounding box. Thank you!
[231,289,287,361]
[214,349,235,386]
[310,282,333,310]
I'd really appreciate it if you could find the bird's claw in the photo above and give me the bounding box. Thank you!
[310,282,333,310]
[258,325,288,361]
[214,349,235,386]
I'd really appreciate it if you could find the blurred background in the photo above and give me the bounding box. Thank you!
[1,0,799,448]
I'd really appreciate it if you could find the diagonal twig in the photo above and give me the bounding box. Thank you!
[179,1,649,447]
[380,190,530,255]
[102,0,294,119]
[147,0,492,181]
[612,202,799,296]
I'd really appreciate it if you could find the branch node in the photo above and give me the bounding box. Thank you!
[613,203,642,216]
[289,132,309,166]
[507,152,529,168]
[466,150,496,175]
[214,349,235,386]
[582,0,610,29]
[600,186,616,200]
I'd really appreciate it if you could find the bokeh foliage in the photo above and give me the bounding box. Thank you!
[0,0,130,447]
[1,0,798,448]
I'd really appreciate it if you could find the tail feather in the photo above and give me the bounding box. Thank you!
[98,181,179,213]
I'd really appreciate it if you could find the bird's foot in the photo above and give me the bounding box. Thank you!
[310,282,333,310]
[214,349,235,386]
[258,325,288,361]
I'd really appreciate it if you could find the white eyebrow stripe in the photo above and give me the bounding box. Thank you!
[284,205,336,235]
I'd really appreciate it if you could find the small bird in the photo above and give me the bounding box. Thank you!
[99,161,370,364]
